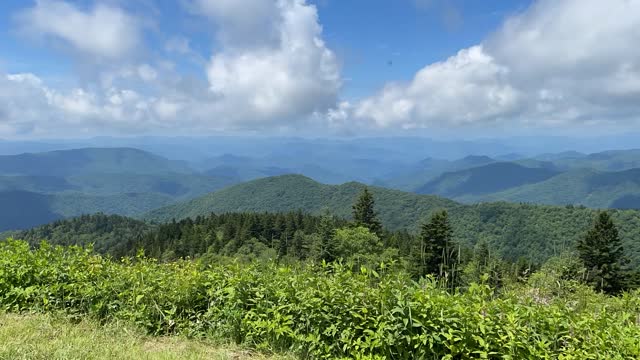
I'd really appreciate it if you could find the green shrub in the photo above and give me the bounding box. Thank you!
[1,239,638,359]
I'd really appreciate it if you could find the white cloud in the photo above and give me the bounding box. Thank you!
[354,0,640,130]
[17,0,140,59]
[1,0,343,136]
[0,72,162,136]
[200,0,341,126]
[355,46,520,128]
[5,0,640,137]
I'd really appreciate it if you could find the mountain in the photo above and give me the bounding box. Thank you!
[0,148,242,231]
[540,149,640,171]
[0,191,62,230]
[473,168,640,209]
[64,173,236,199]
[143,174,640,264]
[415,162,561,197]
[0,175,76,193]
[0,190,173,231]
[378,155,497,191]
[0,148,192,177]
[144,174,459,226]
[199,152,406,185]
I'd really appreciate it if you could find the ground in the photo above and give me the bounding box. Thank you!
[0,313,290,360]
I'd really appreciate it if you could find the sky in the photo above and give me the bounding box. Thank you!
[0,0,639,139]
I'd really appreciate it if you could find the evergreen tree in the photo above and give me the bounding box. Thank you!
[317,212,337,263]
[414,210,455,279]
[577,212,627,294]
[352,188,382,235]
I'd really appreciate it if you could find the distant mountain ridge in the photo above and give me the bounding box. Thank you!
[0,148,239,231]
[415,162,560,197]
[0,147,192,176]
[0,190,173,231]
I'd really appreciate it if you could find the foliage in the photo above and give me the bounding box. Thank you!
[413,210,456,280]
[15,213,152,257]
[578,212,628,294]
[352,188,382,235]
[1,239,639,359]
[141,175,640,267]
[332,226,384,268]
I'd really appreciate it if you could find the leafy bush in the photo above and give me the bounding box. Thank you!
[1,239,639,359]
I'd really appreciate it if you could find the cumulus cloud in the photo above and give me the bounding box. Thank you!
[199,0,341,126]
[354,0,640,130]
[0,72,166,136]
[16,0,141,59]
[4,0,640,137]
[355,46,520,128]
[2,0,342,136]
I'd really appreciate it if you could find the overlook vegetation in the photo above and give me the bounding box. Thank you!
[4,182,640,358]
[0,312,286,360]
[1,238,639,359]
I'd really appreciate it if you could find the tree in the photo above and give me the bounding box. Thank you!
[414,210,455,280]
[577,212,627,294]
[352,187,382,236]
[317,211,337,263]
[333,226,383,266]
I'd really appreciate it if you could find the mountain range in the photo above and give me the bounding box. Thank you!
[0,148,236,231]
[8,174,639,266]
[3,145,640,235]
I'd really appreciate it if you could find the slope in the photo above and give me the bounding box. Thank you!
[415,162,560,197]
[0,190,173,231]
[377,155,497,191]
[0,148,192,177]
[473,168,640,209]
[540,149,640,171]
[143,175,640,264]
[13,213,152,255]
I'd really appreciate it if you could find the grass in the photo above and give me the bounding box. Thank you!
[0,312,290,360]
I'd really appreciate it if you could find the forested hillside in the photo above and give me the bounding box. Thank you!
[415,162,560,197]
[0,190,173,231]
[470,168,640,208]
[0,148,238,231]
[138,175,640,265]
[16,214,152,255]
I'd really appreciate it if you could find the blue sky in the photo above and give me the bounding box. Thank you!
[0,0,639,138]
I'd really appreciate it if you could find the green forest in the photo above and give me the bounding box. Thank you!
[4,188,640,358]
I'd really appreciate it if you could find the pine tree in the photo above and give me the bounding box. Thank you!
[352,187,383,235]
[414,210,455,279]
[317,211,337,263]
[577,212,627,294]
